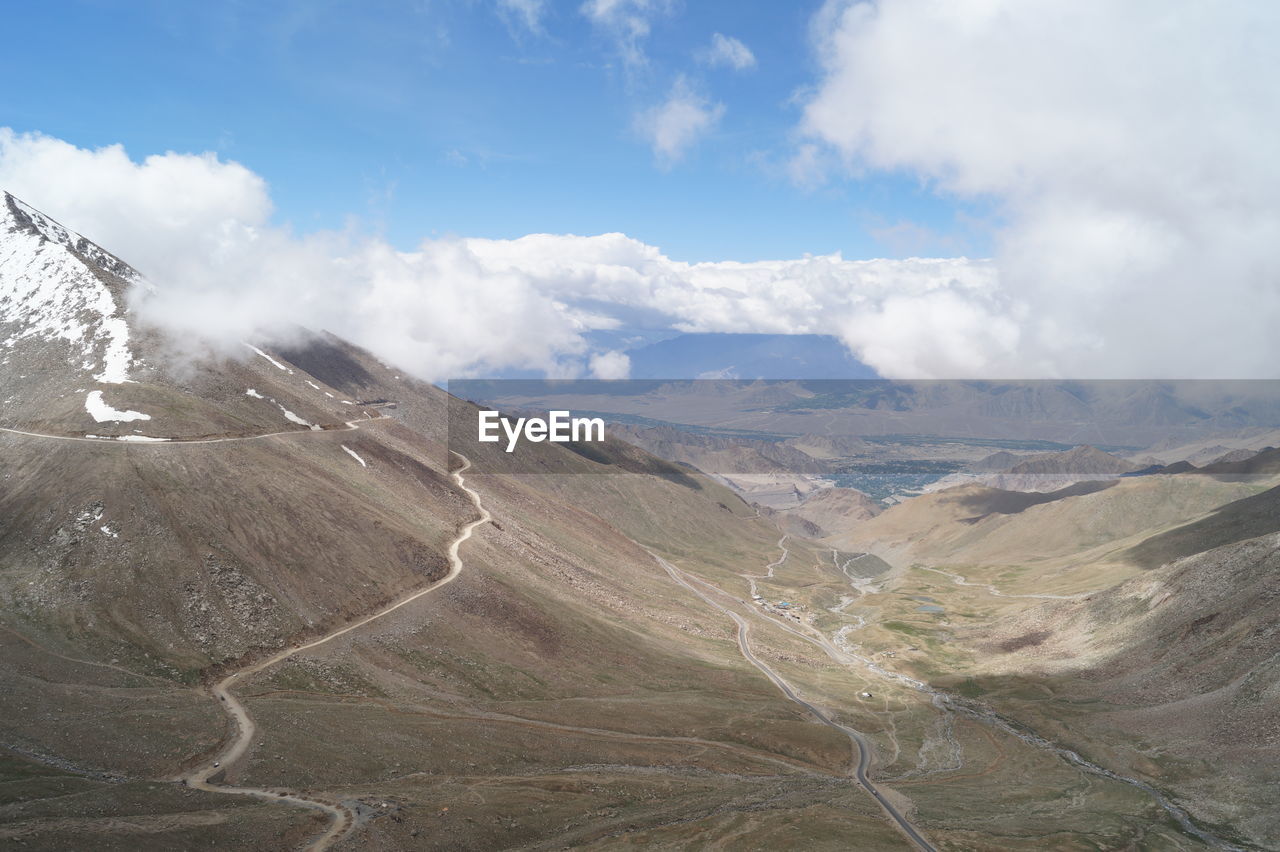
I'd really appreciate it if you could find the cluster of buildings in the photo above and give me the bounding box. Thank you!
[752,594,807,623]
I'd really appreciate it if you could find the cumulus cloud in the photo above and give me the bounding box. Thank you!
[635,77,725,165]
[2,128,1007,381]
[580,0,672,69]
[800,0,1280,378]
[701,33,755,71]
[589,350,631,379]
[0,129,272,265]
[447,233,1004,378]
[0,130,602,379]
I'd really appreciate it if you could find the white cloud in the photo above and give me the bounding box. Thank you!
[635,77,725,165]
[580,0,671,69]
[799,0,1280,378]
[2,128,1010,381]
[589,350,631,379]
[498,0,546,35]
[701,33,755,71]
[0,128,271,265]
[0,130,601,380]
[456,233,1005,378]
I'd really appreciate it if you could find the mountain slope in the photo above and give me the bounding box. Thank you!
[1122,481,1280,569]
[824,451,1280,846]
[0,195,920,849]
[843,473,1254,562]
[1,191,360,439]
[777,486,882,539]
[965,531,1280,847]
[4,193,1258,851]
[927,445,1140,493]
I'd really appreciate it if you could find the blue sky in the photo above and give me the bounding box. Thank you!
[2,0,987,263]
[6,2,1268,381]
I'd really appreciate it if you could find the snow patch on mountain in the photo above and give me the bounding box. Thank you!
[243,384,320,430]
[0,193,140,383]
[244,343,292,373]
[85,390,151,422]
[278,404,316,429]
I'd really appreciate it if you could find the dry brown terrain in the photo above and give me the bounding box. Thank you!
[4,194,1275,850]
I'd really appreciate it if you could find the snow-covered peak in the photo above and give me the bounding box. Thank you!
[7,193,87,250]
[3,192,144,285]
[1,192,144,383]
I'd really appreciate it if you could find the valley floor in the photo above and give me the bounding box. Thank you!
[3,417,1275,850]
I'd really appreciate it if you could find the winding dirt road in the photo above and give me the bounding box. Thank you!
[741,534,788,599]
[3,415,503,848]
[0,413,377,446]
[180,451,490,851]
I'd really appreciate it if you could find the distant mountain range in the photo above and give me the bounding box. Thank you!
[623,332,878,380]
[467,377,1280,448]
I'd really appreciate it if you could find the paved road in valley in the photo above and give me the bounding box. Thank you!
[651,552,936,852]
